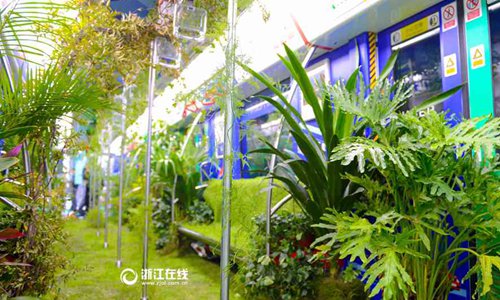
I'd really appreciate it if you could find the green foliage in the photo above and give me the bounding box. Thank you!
[314,72,500,299]
[239,213,323,300]
[0,62,110,141]
[240,44,377,225]
[315,272,367,300]
[0,208,69,297]
[0,1,69,61]
[203,178,292,228]
[152,197,173,250]
[187,200,214,224]
[85,207,102,229]
[149,119,206,212]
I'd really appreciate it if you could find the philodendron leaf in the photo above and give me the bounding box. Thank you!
[0,157,19,172]
[479,254,500,296]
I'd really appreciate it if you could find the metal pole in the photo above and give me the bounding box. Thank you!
[221,0,237,298]
[171,175,177,224]
[96,149,102,237]
[90,157,95,209]
[117,93,127,268]
[104,125,112,249]
[265,47,316,256]
[142,39,157,300]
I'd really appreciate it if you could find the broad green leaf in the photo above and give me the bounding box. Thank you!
[413,84,463,113]
[345,67,360,92]
[479,254,500,296]
[262,276,274,286]
[0,157,19,172]
[379,51,399,82]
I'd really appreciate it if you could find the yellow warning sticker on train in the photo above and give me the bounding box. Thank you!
[390,12,440,46]
[470,44,485,69]
[444,54,457,77]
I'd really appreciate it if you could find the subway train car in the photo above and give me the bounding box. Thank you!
[188,1,500,299]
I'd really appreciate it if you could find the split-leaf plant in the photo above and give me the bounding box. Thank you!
[313,65,500,299]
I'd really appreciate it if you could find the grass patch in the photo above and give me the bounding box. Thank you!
[53,219,233,299]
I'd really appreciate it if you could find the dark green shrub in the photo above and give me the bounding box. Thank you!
[186,200,214,224]
[152,197,178,251]
[0,208,69,297]
[239,213,323,300]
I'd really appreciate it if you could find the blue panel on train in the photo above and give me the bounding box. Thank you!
[110,0,155,18]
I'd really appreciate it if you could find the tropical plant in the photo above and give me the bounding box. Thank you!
[0,2,114,297]
[0,63,108,140]
[151,116,206,213]
[0,0,69,62]
[239,213,323,300]
[313,71,500,299]
[239,45,406,225]
[186,199,214,224]
[239,212,367,300]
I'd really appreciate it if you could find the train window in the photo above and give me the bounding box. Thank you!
[393,32,443,113]
[490,6,500,117]
[244,111,293,177]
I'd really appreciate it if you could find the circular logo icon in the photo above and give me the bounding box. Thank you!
[429,15,439,27]
[120,268,138,286]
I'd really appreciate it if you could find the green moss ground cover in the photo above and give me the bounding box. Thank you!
[182,178,300,253]
[55,220,230,299]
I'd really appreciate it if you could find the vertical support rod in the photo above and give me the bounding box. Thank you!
[96,142,102,237]
[104,125,112,249]
[117,93,127,268]
[22,141,31,197]
[221,0,237,299]
[142,39,157,300]
[171,175,177,224]
[90,157,95,209]
[265,47,316,256]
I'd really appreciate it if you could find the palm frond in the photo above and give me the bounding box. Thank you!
[0,0,72,62]
[0,61,112,140]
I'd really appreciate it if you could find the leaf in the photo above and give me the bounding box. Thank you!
[345,67,360,92]
[262,276,274,286]
[413,84,463,113]
[415,224,430,251]
[479,254,500,296]
[0,157,19,172]
[0,228,25,240]
[363,250,415,299]
[1,261,32,267]
[258,255,271,266]
[379,51,399,82]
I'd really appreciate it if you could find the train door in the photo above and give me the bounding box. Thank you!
[379,0,464,119]
[488,0,500,116]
